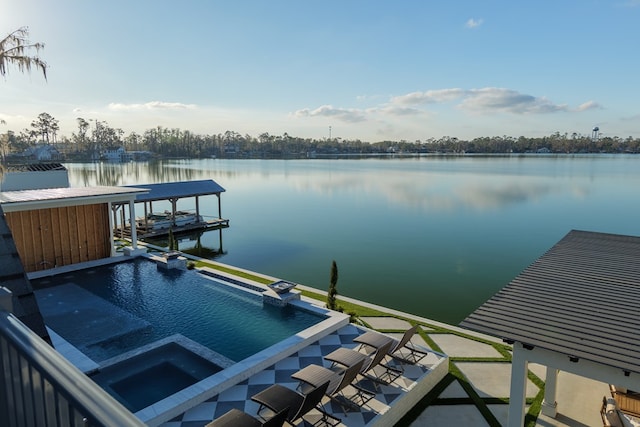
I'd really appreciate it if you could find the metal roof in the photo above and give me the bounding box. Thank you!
[124,180,226,202]
[0,186,147,205]
[460,230,640,375]
[5,162,67,172]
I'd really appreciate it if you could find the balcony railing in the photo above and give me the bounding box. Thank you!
[0,310,146,427]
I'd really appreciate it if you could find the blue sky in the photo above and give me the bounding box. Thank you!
[2,0,639,142]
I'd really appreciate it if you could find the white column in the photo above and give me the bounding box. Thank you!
[541,367,559,417]
[508,342,529,427]
[129,200,138,249]
[108,201,115,256]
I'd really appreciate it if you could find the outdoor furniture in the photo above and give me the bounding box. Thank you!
[206,407,288,427]
[325,340,401,388]
[601,396,625,427]
[353,330,393,354]
[251,381,331,425]
[324,347,366,369]
[293,358,375,413]
[355,324,430,367]
[610,385,640,418]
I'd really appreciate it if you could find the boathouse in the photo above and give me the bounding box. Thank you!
[116,179,229,238]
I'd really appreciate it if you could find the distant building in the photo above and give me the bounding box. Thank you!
[102,147,132,162]
[17,144,64,162]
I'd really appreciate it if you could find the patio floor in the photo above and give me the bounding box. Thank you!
[156,305,612,427]
[160,322,447,427]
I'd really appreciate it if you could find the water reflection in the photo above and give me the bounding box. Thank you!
[145,228,226,259]
[66,160,204,187]
[63,157,640,324]
[66,158,595,213]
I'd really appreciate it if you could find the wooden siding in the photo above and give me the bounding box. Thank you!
[460,230,640,375]
[5,204,111,272]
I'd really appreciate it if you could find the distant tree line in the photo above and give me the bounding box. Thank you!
[2,112,640,162]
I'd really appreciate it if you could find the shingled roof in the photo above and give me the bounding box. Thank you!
[460,230,640,375]
[0,205,50,343]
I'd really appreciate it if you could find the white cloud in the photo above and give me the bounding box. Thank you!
[575,100,602,111]
[466,18,484,28]
[459,88,568,114]
[293,87,592,129]
[293,105,366,123]
[391,89,466,106]
[108,101,197,111]
[392,87,572,114]
[374,106,425,116]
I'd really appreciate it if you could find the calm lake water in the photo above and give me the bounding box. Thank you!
[64,155,640,325]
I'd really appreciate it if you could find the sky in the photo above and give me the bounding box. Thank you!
[1,0,640,142]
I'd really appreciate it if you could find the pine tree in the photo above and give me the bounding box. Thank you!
[327,260,338,310]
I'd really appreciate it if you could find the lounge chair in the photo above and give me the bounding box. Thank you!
[325,340,401,388]
[251,381,331,426]
[359,339,402,386]
[205,407,288,427]
[292,358,374,414]
[355,324,429,367]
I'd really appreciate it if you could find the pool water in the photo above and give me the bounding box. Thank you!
[32,258,323,362]
[111,362,193,412]
[89,342,223,413]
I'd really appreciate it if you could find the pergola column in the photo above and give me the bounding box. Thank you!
[128,200,138,249]
[507,342,529,427]
[541,367,559,417]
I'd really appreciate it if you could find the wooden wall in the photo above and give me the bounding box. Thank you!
[5,204,112,272]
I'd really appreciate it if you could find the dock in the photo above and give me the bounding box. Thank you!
[111,179,229,240]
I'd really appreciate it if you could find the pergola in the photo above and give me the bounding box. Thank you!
[461,230,640,426]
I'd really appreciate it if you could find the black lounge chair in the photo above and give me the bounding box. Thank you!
[387,324,430,365]
[251,381,331,426]
[355,324,429,367]
[206,407,288,427]
[358,340,402,387]
[324,340,401,390]
[293,358,374,414]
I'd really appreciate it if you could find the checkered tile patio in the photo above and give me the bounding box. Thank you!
[160,323,446,427]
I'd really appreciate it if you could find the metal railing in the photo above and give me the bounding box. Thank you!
[0,310,146,427]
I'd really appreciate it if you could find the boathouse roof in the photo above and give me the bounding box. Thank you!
[124,179,225,202]
[0,186,147,211]
[460,229,640,375]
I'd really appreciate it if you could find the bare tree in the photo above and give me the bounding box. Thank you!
[0,27,47,80]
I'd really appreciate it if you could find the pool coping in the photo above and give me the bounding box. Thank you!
[96,334,235,372]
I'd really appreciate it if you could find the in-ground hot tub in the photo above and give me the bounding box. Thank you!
[89,336,231,413]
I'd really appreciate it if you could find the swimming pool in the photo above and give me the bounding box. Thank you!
[32,258,324,362]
